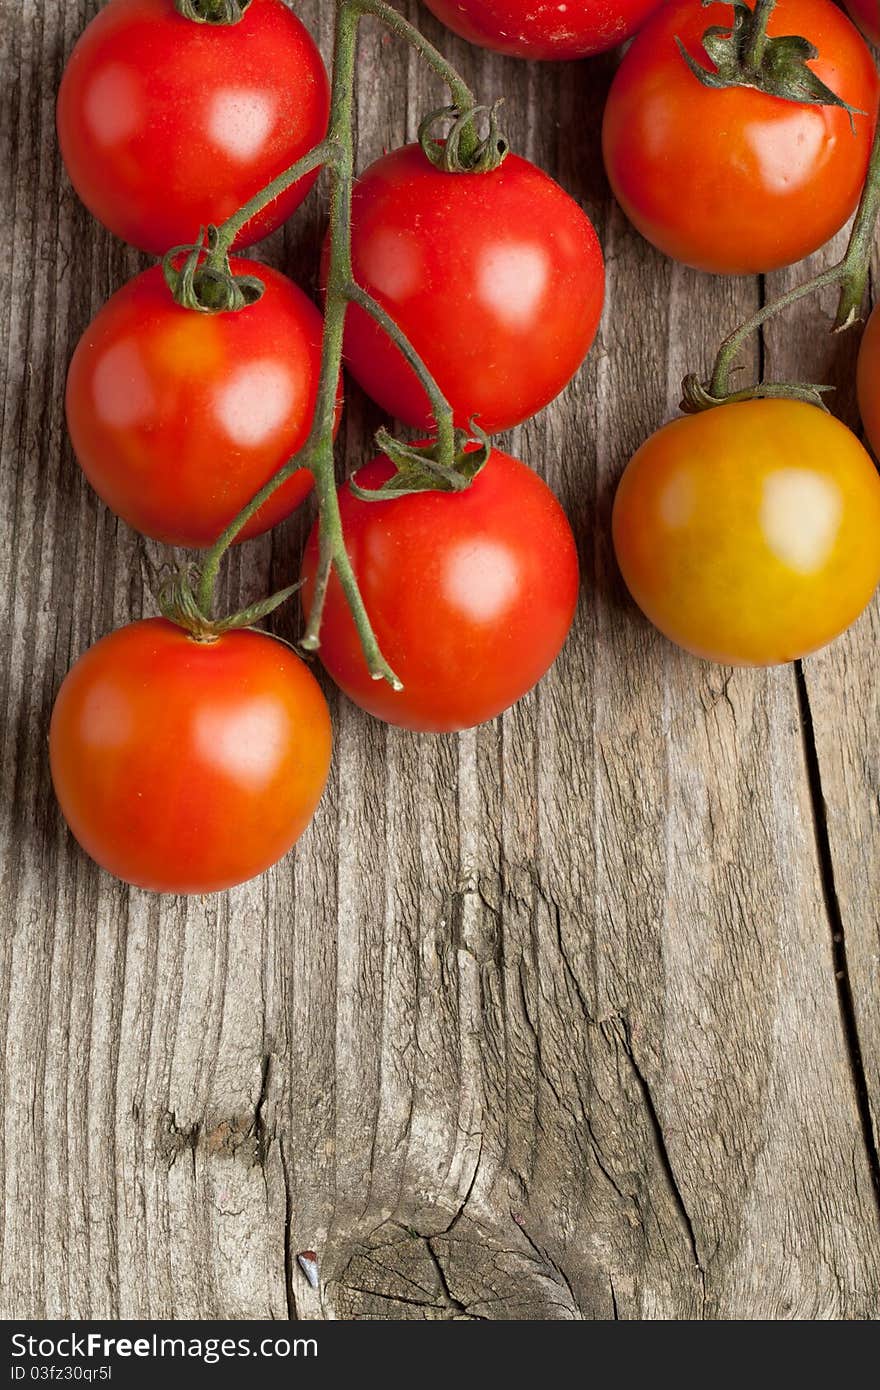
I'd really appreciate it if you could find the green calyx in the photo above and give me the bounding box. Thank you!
[350,424,492,501]
[162,232,264,315]
[418,103,509,174]
[680,371,833,413]
[158,566,301,642]
[175,0,251,24]
[676,0,865,130]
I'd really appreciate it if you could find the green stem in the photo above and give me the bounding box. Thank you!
[193,0,478,681]
[195,459,309,617]
[708,266,842,399]
[295,1,404,686]
[345,282,455,460]
[208,140,334,265]
[743,0,776,74]
[835,110,880,327]
[353,0,479,162]
[355,0,475,115]
[701,92,880,404]
[207,0,479,269]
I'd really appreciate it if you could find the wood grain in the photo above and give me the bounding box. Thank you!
[1,0,878,1319]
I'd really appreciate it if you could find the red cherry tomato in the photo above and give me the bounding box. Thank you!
[421,0,664,59]
[50,619,332,893]
[612,400,880,664]
[602,0,878,274]
[301,447,579,732]
[65,260,335,548]
[342,145,604,433]
[844,0,880,47]
[56,0,329,255]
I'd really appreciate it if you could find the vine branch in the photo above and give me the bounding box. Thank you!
[164,0,491,684]
[684,82,880,411]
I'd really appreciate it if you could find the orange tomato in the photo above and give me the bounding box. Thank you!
[602,0,879,274]
[50,620,332,893]
[66,262,331,548]
[612,400,880,663]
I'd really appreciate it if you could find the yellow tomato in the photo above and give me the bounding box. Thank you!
[612,400,880,665]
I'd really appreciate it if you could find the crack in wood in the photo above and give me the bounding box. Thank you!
[795,662,880,1217]
[609,1275,619,1320]
[279,1136,299,1321]
[612,1016,707,1310]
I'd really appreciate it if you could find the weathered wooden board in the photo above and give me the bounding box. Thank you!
[1,0,878,1319]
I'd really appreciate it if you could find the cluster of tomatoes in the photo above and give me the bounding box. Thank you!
[48,0,880,894]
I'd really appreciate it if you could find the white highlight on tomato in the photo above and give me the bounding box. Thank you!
[746,110,827,194]
[208,89,275,161]
[477,243,549,327]
[84,64,140,144]
[79,682,133,748]
[358,230,423,300]
[215,360,296,446]
[444,540,519,621]
[658,471,695,528]
[195,699,288,788]
[93,339,155,428]
[761,469,843,573]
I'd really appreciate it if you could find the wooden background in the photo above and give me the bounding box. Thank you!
[2,0,879,1320]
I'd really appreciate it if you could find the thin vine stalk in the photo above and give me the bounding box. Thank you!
[205,1,478,269]
[180,0,490,684]
[742,0,776,73]
[694,84,880,407]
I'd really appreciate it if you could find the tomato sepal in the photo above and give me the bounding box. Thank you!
[350,424,492,501]
[418,103,509,174]
[158,565,301,642]
[175,0,252,24]
[677,0,866,129]
[680,371,834,413]
[162,234,265,315]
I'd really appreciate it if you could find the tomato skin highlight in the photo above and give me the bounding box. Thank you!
[49,620,332,894]
[301,448,579,732]
[602,0,879,275]
[342,145,604,434]
[856,302,880,460]
[421,0,664,59]
[612,400,880,665]
[56,0,329,256]
[65,261,332,548]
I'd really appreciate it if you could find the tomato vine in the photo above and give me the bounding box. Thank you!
[680,0,880,412]
[155,0,508,688]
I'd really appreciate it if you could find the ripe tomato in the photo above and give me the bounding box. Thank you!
[50,619,332,893]
[301,447,579,732]
[612,400,880,664]
[856,301,880,458]
[342,146,604,434]
[421,0,663,59]
[844,0,880,46]
[56,0,329,256]
[602,0,878,274]
[65,260,334,548]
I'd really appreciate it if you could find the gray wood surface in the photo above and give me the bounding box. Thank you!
[1,0,879,1320]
